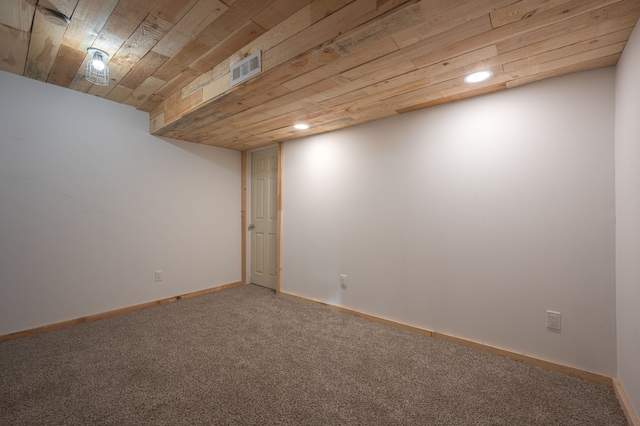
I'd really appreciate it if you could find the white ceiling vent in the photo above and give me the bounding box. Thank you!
[230,51,261,86]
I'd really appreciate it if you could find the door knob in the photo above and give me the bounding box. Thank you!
[248,224,255,231]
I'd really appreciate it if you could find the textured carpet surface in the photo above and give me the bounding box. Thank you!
[0,284,627,425]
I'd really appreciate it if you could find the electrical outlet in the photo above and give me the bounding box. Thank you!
[340,274,348,290]
[546,310,561,331]
[155,270,163,282]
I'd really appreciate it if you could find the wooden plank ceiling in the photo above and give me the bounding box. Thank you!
[1,0,639,151]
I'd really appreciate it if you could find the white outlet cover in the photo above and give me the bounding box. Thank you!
[155,270,163,282]
[340,274,347,289]
[546,310,561,331]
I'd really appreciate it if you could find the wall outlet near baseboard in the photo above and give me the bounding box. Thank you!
[155,270,163,282]
[546,310,561,331]
[340,274,347,290]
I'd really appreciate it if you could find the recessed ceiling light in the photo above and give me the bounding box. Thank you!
[464,71,493,84]
[39,6,71,27]
[294,123,309,130]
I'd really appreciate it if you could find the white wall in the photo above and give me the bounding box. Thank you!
[282,68,617,376]
[615,23,640,416]
[0,70,241,336]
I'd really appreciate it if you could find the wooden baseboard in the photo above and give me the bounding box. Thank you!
[0,281,244,343]
[614,378,640,426]
[279,291,612,386]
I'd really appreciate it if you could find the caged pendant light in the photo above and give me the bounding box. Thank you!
[85,48,110,86]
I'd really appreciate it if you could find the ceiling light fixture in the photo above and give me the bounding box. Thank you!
[85,48,110,86]
[39,6,71,27]
[464,70,493,84]
[294,123,310,130]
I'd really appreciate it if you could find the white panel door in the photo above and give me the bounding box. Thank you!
[251,147,278,289]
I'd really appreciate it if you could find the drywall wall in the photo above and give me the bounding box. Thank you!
[282,68,616,376]
[615,23,640,416]
[0,70,241,336]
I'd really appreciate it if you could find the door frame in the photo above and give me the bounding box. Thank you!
[242,142,283,293]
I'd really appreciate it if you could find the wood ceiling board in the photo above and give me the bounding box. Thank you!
[396,80,509,113]
[152,41,341,136]
[229,4,313,65]
[504,53,620,89]
[25,9,68,82]
[345,14,493,80]
[163,89,205,125]
[168,0,228,38]
[252,0,314,29]
[185,55,332,137]
[426,45,500,82]
[331,2,421,55]
[126,76,166,107]
[490,0,573,28]
[262,0,378,70]
[496,1,640,54]
[105,84,134,103]
[183,87,326,143]
[309,0,359,24]
[91,0,157,57]
[191,20,267,74]
[507,41,627,77]
[61,0,119,52]
[282,37,401,94]
[497,16,640,69]
[314,61,416,104]
[0,24,29,74]
[502,29,634,73]
[119,50,170,89]
[151,0,229,58]
[137,94,165,112]
[47,44,85,87]
[2,0,639,151]
[151,0,199,26]
[152,39,211,82]
[0,0,36,32]
[390,0,516,49]
[193,0,272,48]
[154,68,201,98]
[110,15,173,69]
[150,0,640,149]
[153,0,411,137]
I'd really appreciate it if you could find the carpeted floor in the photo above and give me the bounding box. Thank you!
[0,284,627,425]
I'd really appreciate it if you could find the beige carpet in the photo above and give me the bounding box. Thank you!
[0,284,627,425]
